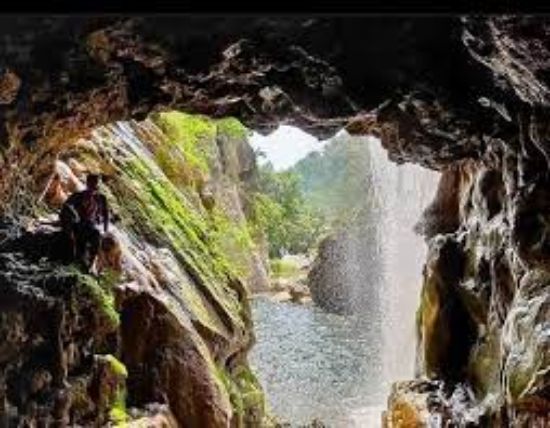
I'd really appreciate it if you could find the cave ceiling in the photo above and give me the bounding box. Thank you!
[0,16,548,170]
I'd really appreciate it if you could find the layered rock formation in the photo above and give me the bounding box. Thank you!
[0,114,268,426]
[0,14,549,427]
[380,17,550,426]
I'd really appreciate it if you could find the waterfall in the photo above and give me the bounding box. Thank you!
[365,136,440,387]
[248,131,441,427]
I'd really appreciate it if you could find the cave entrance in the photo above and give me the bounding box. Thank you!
[21,111,439,427]
[246,125,441,427]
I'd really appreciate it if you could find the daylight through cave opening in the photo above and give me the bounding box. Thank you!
[246,125,440,426]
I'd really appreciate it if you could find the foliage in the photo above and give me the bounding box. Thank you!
[290,133,377,225]
[269,258,301,279]
[250,163,325,258]
[246,131,385,263]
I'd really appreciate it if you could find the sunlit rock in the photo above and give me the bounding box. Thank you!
[383,379,483,427]
[0,114,269,426]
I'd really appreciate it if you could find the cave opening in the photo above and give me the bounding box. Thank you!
[244,124,440,426]
[13,110,441,427]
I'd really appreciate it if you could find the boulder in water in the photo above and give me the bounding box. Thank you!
[307,221,383,315]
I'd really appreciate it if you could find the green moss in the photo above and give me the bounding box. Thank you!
[216,366,245,425]
[209,206,257,278]
[109,153,245,333]
[105,354,128,378]
[123,157,230,280]
[151,112,249,179]
[154,143,193,189]
[102,354,129,425]
[235,366,264,412]
[109,388,129,426]
[141,112,256,285]
[89,113,266,421]
[152,111,216,174]
[216,117,249,140]
[216,364,265,427]
[62,265,120,330]
[33,111,264,424]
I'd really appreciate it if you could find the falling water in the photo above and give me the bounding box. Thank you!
[365,136,440,387]
[250,133,440,427]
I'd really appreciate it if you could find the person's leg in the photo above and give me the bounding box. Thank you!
[59,225,76,263]
[73,223,86,263]
[81,222,101,272]
[88,226,101,266]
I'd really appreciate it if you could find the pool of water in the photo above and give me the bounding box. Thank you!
[249,297,388,427]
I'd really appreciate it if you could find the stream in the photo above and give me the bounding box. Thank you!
[249,136,440,427]
[250,297,386,427]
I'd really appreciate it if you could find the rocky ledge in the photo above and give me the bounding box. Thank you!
[0,114,269,426]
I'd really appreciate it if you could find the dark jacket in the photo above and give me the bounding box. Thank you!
[60,190,109,233]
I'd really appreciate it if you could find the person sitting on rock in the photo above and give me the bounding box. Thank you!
[59,173,109,272]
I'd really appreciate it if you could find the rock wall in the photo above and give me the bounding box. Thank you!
[0,113,268,426]
[382,17,550,427]
[308,211,383,315]
[384,156,549,426]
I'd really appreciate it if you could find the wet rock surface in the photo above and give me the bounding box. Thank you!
[0,15,549,426]
[308,222,382,315]
[408,147,550,425]
[0,223,121,426]
[0,115,268,426]
[383,379,486,427]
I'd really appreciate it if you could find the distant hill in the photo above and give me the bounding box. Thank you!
[289,132,377,226]
[252,132,381,258]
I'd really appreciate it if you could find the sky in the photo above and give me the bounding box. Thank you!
[249,125,328,171]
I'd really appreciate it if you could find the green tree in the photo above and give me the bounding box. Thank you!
[250,162,324,258]
[291,133,376,226]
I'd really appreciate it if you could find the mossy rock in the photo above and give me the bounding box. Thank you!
[417,235,476,381]
[216,363,266,427]
[467,326,502,399]
[63,265,120,332]
[92,354,129,425]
